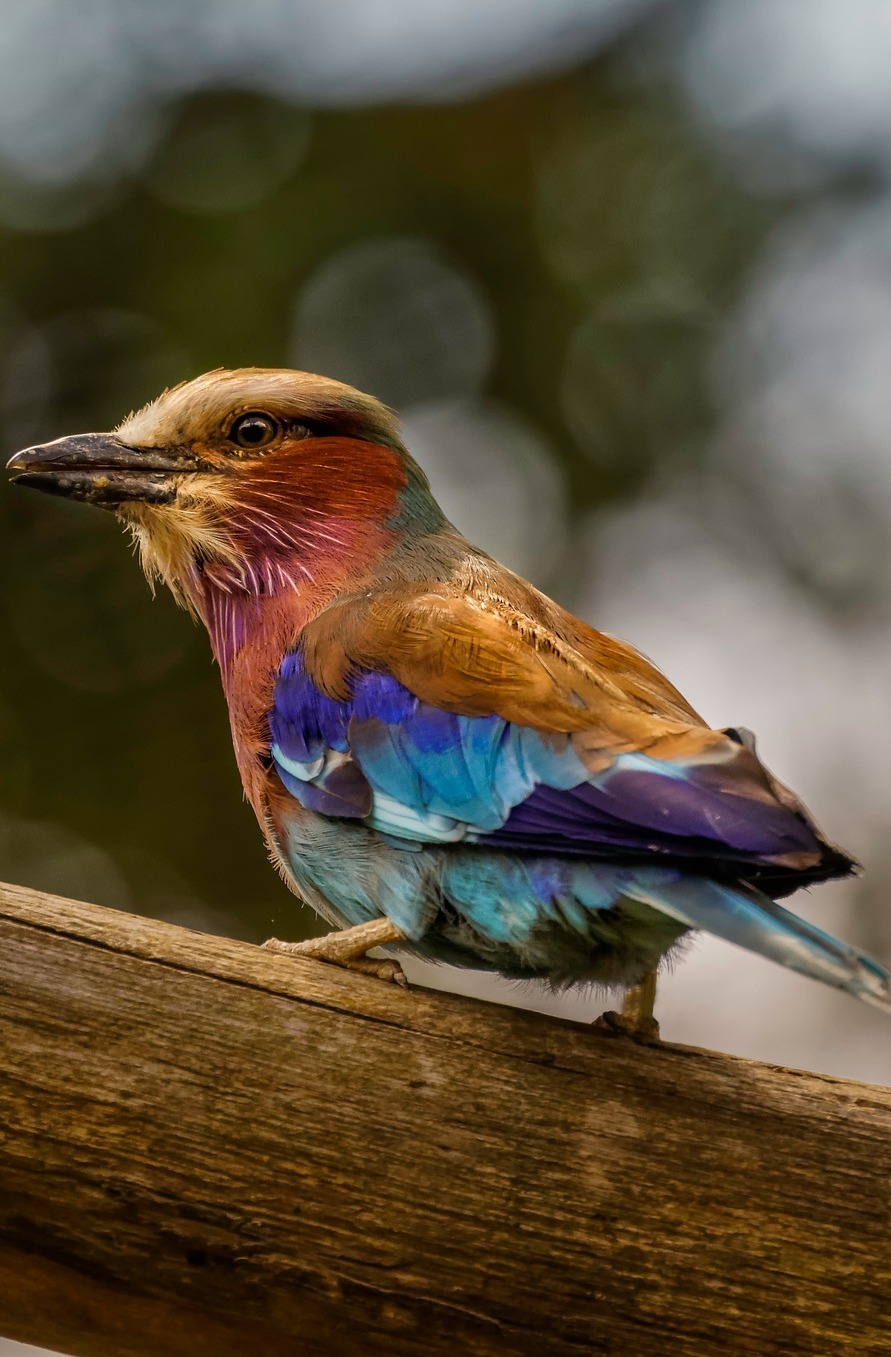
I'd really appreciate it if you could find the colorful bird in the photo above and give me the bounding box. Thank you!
[7,368,888,1033]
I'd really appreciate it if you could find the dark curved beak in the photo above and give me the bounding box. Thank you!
[5,432,202,508]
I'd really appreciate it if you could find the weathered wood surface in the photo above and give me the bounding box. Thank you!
[1,880,890,1357]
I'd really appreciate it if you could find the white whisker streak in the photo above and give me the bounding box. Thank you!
[244,490,336,522]
[239,504,350,562]
[245,504,350,552]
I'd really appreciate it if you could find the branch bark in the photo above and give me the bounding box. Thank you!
[1,880,890,1357]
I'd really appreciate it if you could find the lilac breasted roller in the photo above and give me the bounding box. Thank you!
[7,368,886,1034]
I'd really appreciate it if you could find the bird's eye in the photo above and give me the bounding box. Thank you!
[229,412,279,451]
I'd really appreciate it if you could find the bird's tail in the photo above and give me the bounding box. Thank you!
[631,876,891,1013]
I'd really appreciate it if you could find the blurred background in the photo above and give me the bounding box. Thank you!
[2,0,891,1161]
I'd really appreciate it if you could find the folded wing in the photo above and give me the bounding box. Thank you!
[270,583,852,891]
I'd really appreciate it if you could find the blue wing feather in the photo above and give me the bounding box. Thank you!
[269,652,813,865]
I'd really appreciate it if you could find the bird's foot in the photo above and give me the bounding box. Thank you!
[593,1009,661,1042]
[594,970,660,1043]
[263,916,408,987]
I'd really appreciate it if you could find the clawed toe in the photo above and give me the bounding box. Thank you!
[341,956,408,986]
[261,929,408,988]
[593,1009,661,1042]
[263,936,321,957]
[594,970,660,1041]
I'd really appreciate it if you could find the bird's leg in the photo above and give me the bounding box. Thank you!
[620,970,659,1038]
[594,969,660,1041]
[263,917,407,986]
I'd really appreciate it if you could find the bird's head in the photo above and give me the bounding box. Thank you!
[6,368,442,609]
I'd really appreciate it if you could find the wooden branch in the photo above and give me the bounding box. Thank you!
[1,881,890,1357]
